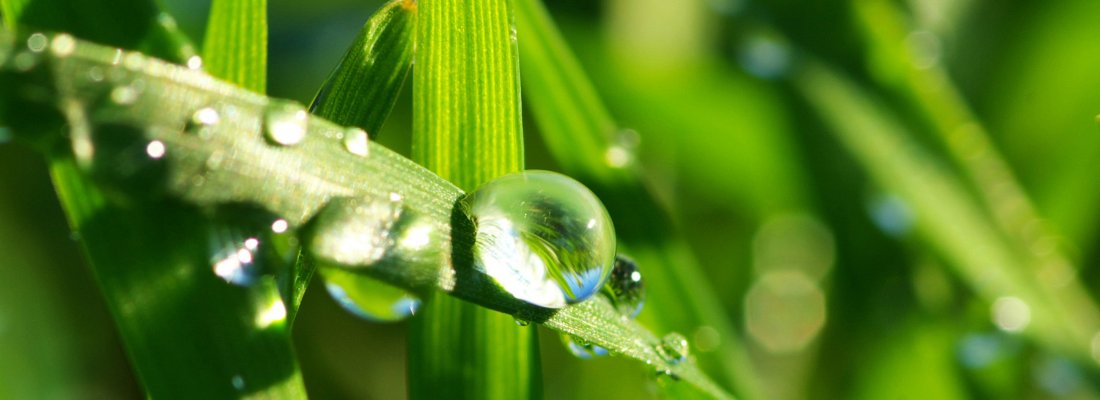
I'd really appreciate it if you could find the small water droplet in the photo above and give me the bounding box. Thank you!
[323,267,421,322]
[560,334,608,358]
[463,171,616,308]
[604,254,646,318]
[605,146,632,168]
[264,100,308,146]
[231,375,245,391]
[50,34,75,57]
[27,33,48,52]
[272,219,289,234]
[111,85,140,105]
[514,318,531,327]
[186,107,220,140]
[659,333,690,364]
[737,34,791,80]
[343,127,370,157]
[187,55,203,70]
[206,205,295,286]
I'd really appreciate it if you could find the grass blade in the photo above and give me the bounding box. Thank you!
[408,0,538,398]
[515,0,763,397]
[309,0,416,138]
[202,0,266,93]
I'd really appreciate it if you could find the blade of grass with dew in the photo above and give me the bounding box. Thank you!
[515,1,763,398]
[202,0,266,93]
[0,5,307,397]
[850,0,1100,363]
[407,0,540,398]
[309,0,416,139]
[791,60,1095,363]
[0,31,734,399]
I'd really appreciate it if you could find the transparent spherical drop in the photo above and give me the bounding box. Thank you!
[263,99,308,146]
[560,333,609,359]
[322,267,421,322]
[605,254,646,318]
[463,170,616,309]
[659,332,690,365]
[205,204,297,286]
[307,196,403,267]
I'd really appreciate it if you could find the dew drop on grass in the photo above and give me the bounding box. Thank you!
[205,205,297,286]
[322,267,421,322]
[604,254,646,318]
[560,334,609,359]
[514,317,531,327]
[343,127,370,157]
[463,170,616,309]
[659,332,690,364]
[186,106,220,140]
[264,100,308,146]
[307,196,403,266]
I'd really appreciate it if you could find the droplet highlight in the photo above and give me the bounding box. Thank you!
[307,196,403,267]
[323,267,421,322]
[343,127,370,157]
[561,334,609,359]
[463,171,617,309]
[264,100,308,146]
[659,333,690,364]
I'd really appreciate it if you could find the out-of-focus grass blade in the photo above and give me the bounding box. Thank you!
[0,30,734,400]
[0,0,196,63]
[202,0,266,93]
[408,0,539,398]
[791,60,1097,363]
[851,0,1100,364]
[0,2,306,396]
[515,0,764,398]
[309,0,416,138]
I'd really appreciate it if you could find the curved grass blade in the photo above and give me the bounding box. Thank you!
[309,0,416,139]
[202,0,266,93]
[408,0,538,398]
[0,30,733,400]
[791,60,1097,363]
[514,0,762,397]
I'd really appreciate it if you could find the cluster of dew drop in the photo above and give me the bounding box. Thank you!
[3,31,699,379]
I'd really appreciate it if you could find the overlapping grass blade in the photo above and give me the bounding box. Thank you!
[202,0,267,94]
[407,0,539,398]
[309,0,416,138]
[515,0,763,397]
[0,2,306,397]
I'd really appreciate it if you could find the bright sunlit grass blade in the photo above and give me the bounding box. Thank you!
[515,0,763,397]
[309,0,416,138]
[409,0,537,398]
[792,60,1098,363]
[202,0,266,93]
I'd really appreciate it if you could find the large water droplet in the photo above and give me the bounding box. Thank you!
[86,123,168,199]
[307,196,403,266]
[659,332,690,364]
[561,333,609,359]
[604,254,646,318]
[264,100,308,146]
[322,267,421,322]
[463,171,616,309]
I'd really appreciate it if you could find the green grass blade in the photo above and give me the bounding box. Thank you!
[791,60,1097,362]
[514,1,763,397]
[202,0,266,93]
[309,0,416,138]
[0,30,733,399]
[408,0,537,398]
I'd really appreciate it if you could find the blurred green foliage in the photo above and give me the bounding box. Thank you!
[4,0,1100,399]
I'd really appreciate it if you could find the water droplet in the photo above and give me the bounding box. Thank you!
[272,219,289,234]
[186,107,220,140]
[605,146,632,168]
[50,34,75,57]
[343,127,370,157]
[560,334,608,358]
[111,85,140,105]
[187,55,203,70]
[463,171,616,308]
[659,332,690,364]
[604,254,646,318]
[206,205,296,286]
[992,296,1030,333]
[231,375,245,391]
[514,318,531,327]
[85,123,168,199]
[323,267,421,322]
[264,100,308,146]
[867,193,914,238]
[307,196,403,266]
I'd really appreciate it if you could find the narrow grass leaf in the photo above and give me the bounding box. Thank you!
[309,0,416,138]
[515,0,763,397]
[409,0,537,398]
[202,0,266,93]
